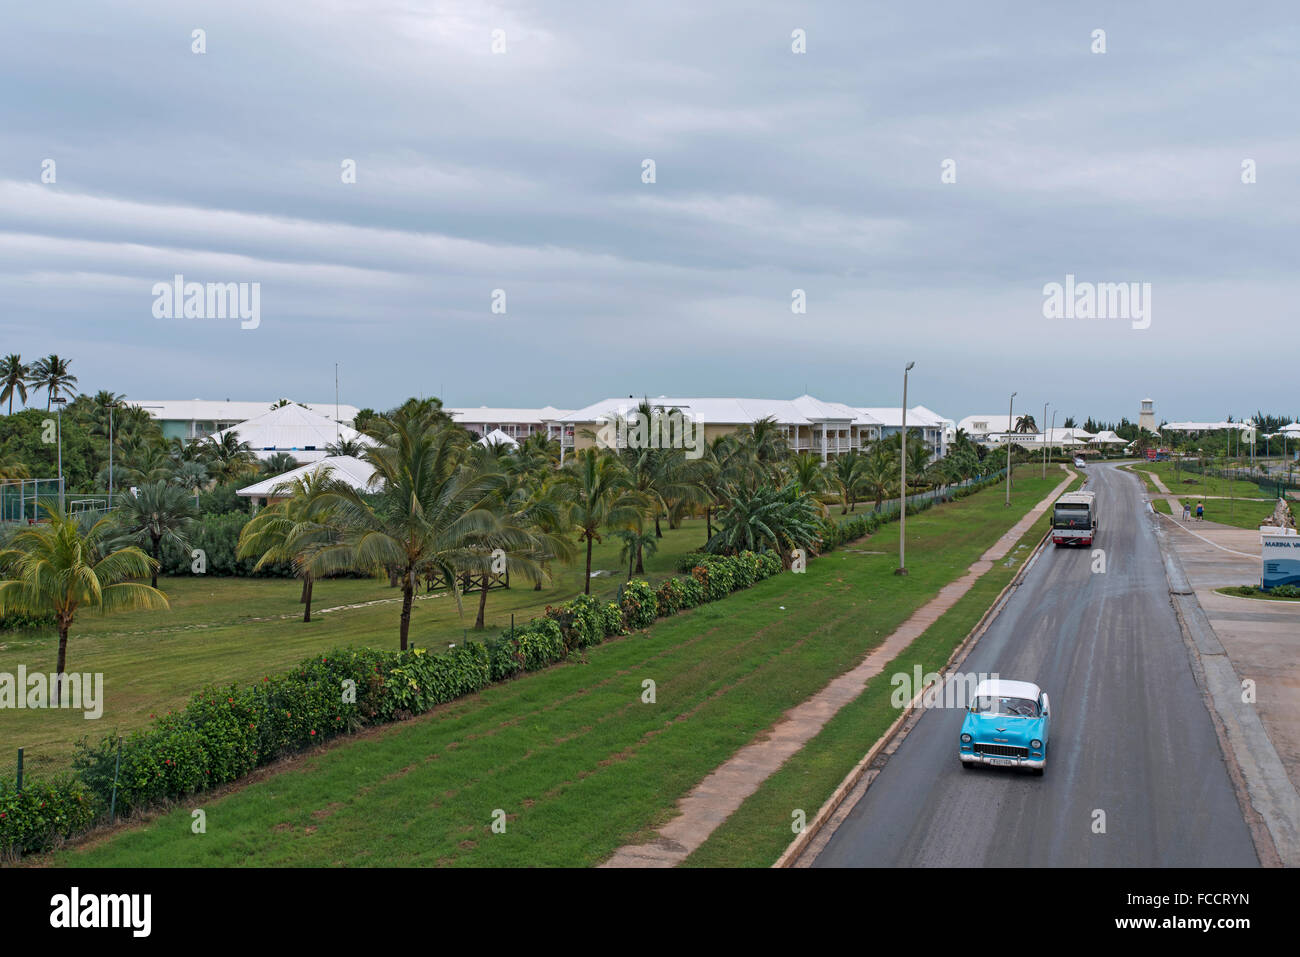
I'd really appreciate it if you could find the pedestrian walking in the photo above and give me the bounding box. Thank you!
[1196,502,1204,521]
[1182,502,1191,520]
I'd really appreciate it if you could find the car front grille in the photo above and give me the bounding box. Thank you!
[975,743,1028,758]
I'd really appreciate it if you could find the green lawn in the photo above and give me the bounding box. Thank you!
[1171,496,1291,531]
[46,466,1074,868]
[0,521,708,782]
[1142,460,1286,500]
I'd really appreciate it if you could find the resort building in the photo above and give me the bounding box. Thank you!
[130,398,359,442]
[445,407,573,444]
[209,403,372,463]
[559,395,949,462]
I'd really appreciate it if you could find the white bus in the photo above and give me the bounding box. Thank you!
[1052,491,1097,546]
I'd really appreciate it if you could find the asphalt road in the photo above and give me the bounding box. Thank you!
[813,463,1259,866]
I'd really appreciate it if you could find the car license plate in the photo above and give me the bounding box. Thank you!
[988,758,1016,767]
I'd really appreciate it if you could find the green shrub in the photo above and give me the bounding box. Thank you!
[620,580,658,629]
[0,777,98,856]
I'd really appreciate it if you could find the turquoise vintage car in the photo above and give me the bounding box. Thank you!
[958,678,1050,775]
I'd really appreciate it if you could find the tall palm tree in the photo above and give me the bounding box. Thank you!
[0,505,168,703]
[554,448,644,595]
[860,442,899,511]
[1,355,30,414]
[28,354,78,410]
[309,401,513,649]
[113,482,199,588]
[736,416,791,488]
[830,449,865,513]
[237,467,344,622]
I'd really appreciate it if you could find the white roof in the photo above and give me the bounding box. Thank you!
[478,428,519,447]
[974,678,1042,700]
[211,403,374,463]
[1279,423,1300,434]
[447,406,572,425]
[853,405,947,428]
[958,414,1019,435]
[1090,430,1126,444]
[131,398,359,425]
[1162,421,1254,432]
[564,395,856,426]
[235,455,377,498]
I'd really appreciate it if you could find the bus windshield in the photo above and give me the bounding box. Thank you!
[1053,505,1091,529]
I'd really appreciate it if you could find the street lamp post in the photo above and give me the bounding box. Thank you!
[54,396,67,512]
[896,361,915,576]
[1005,391,1017,506]
[1041,402,1050,479]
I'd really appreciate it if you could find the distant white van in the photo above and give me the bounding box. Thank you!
[1072,456,1086,469]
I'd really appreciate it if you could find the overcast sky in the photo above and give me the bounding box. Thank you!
[2,1,1296,425]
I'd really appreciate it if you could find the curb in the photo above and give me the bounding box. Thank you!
[773,520,1056,868]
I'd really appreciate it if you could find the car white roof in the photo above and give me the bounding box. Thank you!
[974,678,1042,699]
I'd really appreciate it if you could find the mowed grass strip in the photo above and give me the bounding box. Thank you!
[0,524,706,781]
[681,476,1080,868]
[50,467,1068,867]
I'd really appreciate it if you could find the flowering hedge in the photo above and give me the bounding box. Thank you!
[0,777,97,857]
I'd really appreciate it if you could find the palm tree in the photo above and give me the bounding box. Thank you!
[706,482,822,565]
[113,482,199,588]
[0,504,168,703]
[1014,414,1037,434]
[28,354,78,410]
[259,452,301,476]
[172,460,210,506]
[325,436,367,457]
[554,448,644,594]
[860,442,898,511]
[736,416,791,488]
[198,431,257,484]
[118,443,174,486]
[237,467,344,622]
[309,401,515,649]
[830,449,865,513]
[1,355,29,414]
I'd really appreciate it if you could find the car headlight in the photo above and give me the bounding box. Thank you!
[1031,739,1042,749]
[960,733,972,743]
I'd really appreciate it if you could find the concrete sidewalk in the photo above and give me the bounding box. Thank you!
[1152,507,1300,865]
[600,467,1076,868]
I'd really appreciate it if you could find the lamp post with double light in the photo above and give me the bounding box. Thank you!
[896,361,915,576]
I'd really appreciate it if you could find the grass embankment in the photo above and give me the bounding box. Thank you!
[1169,497,1288,530]
[683,471,1082,867]
[0,524,706,781]
[1216,585,1300,602]
[1142,460,1290,500]
[47,466,1072,868]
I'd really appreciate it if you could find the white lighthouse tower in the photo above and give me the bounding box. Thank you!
[1138,398,1156,433]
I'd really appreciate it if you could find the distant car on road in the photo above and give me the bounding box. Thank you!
[959,678,1050,775]
[1073,456,1086,468]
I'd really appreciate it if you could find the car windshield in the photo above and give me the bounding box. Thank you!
[972,695,1039,717]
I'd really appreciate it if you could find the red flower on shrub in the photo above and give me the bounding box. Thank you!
[227,697,234,703]
[310,730,316,736]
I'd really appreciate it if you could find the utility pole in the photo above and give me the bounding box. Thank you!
[895,361,914,576]
[1005,391,1017,506]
